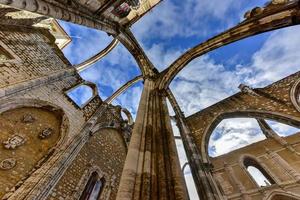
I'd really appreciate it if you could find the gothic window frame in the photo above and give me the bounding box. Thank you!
[79,171,105,200]
[65,81,98,108]
[73,166,114,200]
[0,40,21,64]
[239,155,278,188]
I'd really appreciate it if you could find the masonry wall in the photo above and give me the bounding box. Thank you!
[0,19,128,200]
[47,128,127,200]
[211,133,300,200]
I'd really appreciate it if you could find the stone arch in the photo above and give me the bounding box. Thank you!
[73,166,110,200]
[65,81,99,108]
[121,108,134,126]
[201,110,300,163]
[239,154,277,187]
[291,78,300,112]
[0,98,69,199]
[264,190,300,200]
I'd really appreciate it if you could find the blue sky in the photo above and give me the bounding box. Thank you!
[59,0,300,198]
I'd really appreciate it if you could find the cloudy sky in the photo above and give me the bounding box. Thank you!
[59,0,300,198]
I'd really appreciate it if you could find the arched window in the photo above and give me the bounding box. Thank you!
[243,157,275,187]
[66,85,95,108]
[80,172,105,200]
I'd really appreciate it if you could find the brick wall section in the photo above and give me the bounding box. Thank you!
[0,24,71,88]
[47,128,127,200]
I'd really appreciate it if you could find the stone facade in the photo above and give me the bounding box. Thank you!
[211,133,300,200]
[0,7,131,200]
[1,1,300,200]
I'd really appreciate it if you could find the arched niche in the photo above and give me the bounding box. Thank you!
[291,78,300,112]
[202,110,300,163]
[0,99,68,199]
[65,81,98,108]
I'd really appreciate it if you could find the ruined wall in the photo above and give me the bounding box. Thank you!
[185,71,300,199]
[0,17,114,199]
[47,128,127,200]
[211,133,300,200]
[186,71,300,161]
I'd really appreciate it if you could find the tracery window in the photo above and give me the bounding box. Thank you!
[243,157,275,187]
[80,172,105,200]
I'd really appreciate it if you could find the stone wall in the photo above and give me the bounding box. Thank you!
[47,128,127,200]
[211,133,300,200]
[186,71,300,162]
[0,15,129,200]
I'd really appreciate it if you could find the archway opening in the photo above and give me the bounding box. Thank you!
[67,85,94,107]
[244,157,275,187]
[208,118,266,157]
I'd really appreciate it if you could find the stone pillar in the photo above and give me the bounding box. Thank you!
[223,162,250,200]
[116,79,188,200]
[166,89,223,200]
[265,147,300,182]
[256,118,297,154]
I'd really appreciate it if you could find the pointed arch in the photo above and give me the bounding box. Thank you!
[201,110,300,163]
[239,154,277,187]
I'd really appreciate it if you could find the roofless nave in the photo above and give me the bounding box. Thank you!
[1,0,300,199]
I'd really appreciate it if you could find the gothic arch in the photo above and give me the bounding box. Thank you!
[0,98,69,199]
[65,80,99,108]
[73,166,111,200]
[264,190,300,200]
[201,110,300,163]
[291,78,300,112]
[239,154,278,187]
[121,108,134,126]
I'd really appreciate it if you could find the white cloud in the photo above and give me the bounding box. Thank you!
[266,120,300,137]
[209,118,266,157]
[245,26,300,87]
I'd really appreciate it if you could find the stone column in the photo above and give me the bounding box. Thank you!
[223,162,250,200]
[116,79,188,200]
[166,89,222,200]
[265,147,300,182]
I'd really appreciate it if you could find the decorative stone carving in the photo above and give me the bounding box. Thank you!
[238,84,259,96]
[22,114,35,123]
[0,158,16,170]
[39,128,54,139]
[3,135,26,149]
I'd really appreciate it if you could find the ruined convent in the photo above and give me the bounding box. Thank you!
[0,0,300,199]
